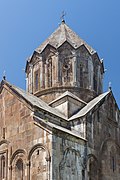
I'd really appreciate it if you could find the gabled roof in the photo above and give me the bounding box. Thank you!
[49,90,87,119]
[36,21,95,54]
[0,80,66,120]
[33,115,86,141]
[49,90,87,106]
[0,80,112,121]
[69,91,111,120]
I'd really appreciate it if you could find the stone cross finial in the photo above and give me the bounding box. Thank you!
[108,81,112,91]
[3,70,6,80]
[60,11,66,23]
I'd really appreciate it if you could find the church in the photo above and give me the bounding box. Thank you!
[0,19,120,180]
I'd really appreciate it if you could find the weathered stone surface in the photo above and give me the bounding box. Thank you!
[0,20,120,180]
[26,22,104,103]
[0,85,52,180]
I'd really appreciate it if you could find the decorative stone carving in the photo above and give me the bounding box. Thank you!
[59,148,81,180]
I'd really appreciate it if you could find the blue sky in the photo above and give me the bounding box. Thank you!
[0,0,120,106]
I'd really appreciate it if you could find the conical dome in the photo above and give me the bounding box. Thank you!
[36,21,95,54]
[26,21,104,103]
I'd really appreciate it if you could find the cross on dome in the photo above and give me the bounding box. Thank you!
[60,11,66,23]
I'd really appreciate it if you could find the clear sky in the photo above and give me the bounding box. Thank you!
[0,0,120,107]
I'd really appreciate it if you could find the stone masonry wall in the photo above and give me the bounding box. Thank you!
[52,130,86,180]
[0,87,52,180]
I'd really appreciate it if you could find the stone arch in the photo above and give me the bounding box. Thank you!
[99,138,120,156]
[87,154,98,162]
[28,143,50,180]
[0,139,10,179]
[0,139,10,152]
[59,147,81,180]
[60,147,81,162]
[10,149,27,180]
[0,139,10,146]
[99,138,120,179]
[10,149,26,165]
[86,154,99,180]
[28,143,50,161]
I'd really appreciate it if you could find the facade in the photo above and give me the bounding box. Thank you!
[0,20,120,180]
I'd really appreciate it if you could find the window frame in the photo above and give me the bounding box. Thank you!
[0,150,8,180]
[34,69,40,92]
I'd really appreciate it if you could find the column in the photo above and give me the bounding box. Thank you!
[40,60,44,89]
[55,52,60,86]
[45,63,48,88]
[72,51,77,86]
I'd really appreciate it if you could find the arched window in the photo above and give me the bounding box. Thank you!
[93,63,98,92]
[47,58,52,87]
[15,159,23,180]
[110,150,116,172]
[34,70,39,91]
[1,155,5,179]
[88,60,93,89]
[62,58,72,83]
[109,100,114,118]
[80,64,83,88]
[87,156,98,180]
[28,70,33,93]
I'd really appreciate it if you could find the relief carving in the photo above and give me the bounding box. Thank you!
[59,148,81,180]
[62,58,72,84]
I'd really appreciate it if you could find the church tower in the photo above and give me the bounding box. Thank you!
[0,20,120,180]
[25,20,104,103]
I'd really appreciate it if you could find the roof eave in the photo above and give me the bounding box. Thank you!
[68,91,110,121]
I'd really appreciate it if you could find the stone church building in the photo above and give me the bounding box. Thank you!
[0,20,120,180]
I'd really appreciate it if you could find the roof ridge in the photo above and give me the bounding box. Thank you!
[1,80,67,120]
[49,90,87,105]
[69,91,110,120]
[36,22,95,54]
